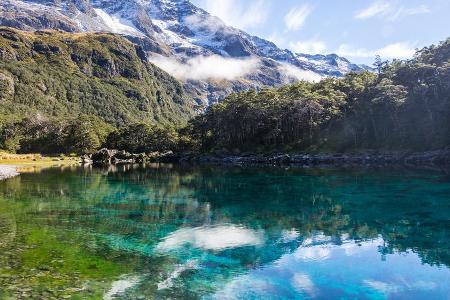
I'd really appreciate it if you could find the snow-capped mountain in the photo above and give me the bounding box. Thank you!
[295,53,371,77]
[0,0,371,104]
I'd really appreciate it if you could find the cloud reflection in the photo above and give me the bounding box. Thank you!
[363,280,400,295]
[294,246,331,262]
[292,273,316,296]
[156,224,264,252]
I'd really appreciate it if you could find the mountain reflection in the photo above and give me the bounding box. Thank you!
[0,164,449,299]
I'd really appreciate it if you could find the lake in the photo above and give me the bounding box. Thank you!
[0,164,449,299]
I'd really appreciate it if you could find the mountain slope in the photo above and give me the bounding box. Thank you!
[184,38,450,152]
[0,0,371,104]
[0,27,194,126]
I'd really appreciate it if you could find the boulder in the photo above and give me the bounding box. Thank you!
[90,149,152,165]
[134,153,148,163]
[158,151,177,163]
[80,154,92,165]
[114,150,133,160]
[91,148,117,165]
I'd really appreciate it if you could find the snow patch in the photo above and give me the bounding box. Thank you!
[93,9,144,37]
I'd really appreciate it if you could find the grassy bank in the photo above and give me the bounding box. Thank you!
[0,152,80,174]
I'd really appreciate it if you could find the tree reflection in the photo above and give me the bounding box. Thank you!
[0,165,449,298]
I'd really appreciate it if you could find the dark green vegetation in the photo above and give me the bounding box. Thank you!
[104,123,179,154]
[1,165,450,298]
[1,26,450,155]
[186,40,450,153]
[0,27,194,154]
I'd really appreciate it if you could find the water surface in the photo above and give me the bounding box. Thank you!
[0,164,449,299]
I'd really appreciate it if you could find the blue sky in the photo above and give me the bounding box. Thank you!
[190,0,450,65]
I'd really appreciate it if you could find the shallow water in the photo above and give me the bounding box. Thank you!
[0,164,449,299]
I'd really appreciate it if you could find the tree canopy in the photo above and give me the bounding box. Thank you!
[184,38,450,153]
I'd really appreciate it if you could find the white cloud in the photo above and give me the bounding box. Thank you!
[279,64,323,82]
[389,5,431,21]
[184,14,226,32]
[404,5,431,15]
[197,0,270,30]
[149,55,260,81]
[336,42,416,60]
[355,1,392,19]
[377,43,416,58]
[355,1,430,21]
[289,39,327,54]
[284,4,313,31]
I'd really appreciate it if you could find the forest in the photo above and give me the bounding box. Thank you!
[185,39,450,153]
[1,29,450,155]
[0,27,193,154]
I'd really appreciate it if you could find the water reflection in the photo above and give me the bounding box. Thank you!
[0,165,449,299]
[212,237,449,299]
[156,225,264,252]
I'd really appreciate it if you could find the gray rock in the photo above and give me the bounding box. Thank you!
[178,150,450,168]
[81,154,92,165]
[91,148,118,165]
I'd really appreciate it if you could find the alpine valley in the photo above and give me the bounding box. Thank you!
[0,0,370,105]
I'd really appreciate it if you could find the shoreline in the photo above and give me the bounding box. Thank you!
[0,165,19,181]
[83,148,450,171]
[173,149,450,169]
[1,150,449,174]
[0,153,82,180]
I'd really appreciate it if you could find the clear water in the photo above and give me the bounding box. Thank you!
[0,164,450,299]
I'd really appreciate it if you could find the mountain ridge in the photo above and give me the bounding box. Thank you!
[0,26,194,126]
[0,0,372,104]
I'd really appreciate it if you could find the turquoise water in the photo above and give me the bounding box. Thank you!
[0,164,450,299]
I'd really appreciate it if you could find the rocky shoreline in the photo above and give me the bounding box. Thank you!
[0,165,19,181]
[180,150,450,167]
[82,149,174,165]
[85,148,450,168]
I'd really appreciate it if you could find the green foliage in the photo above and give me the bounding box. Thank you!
[105,123,179,153]
[185,37,450,152]
[184,79,349,152]
[0,27,195,154]
[2,26,450,155]
[64,115,114,154]
[0,113,113,154]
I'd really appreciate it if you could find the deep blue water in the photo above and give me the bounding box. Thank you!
[0,164,450,299]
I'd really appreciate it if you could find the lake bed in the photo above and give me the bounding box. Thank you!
[0,164,449,299]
